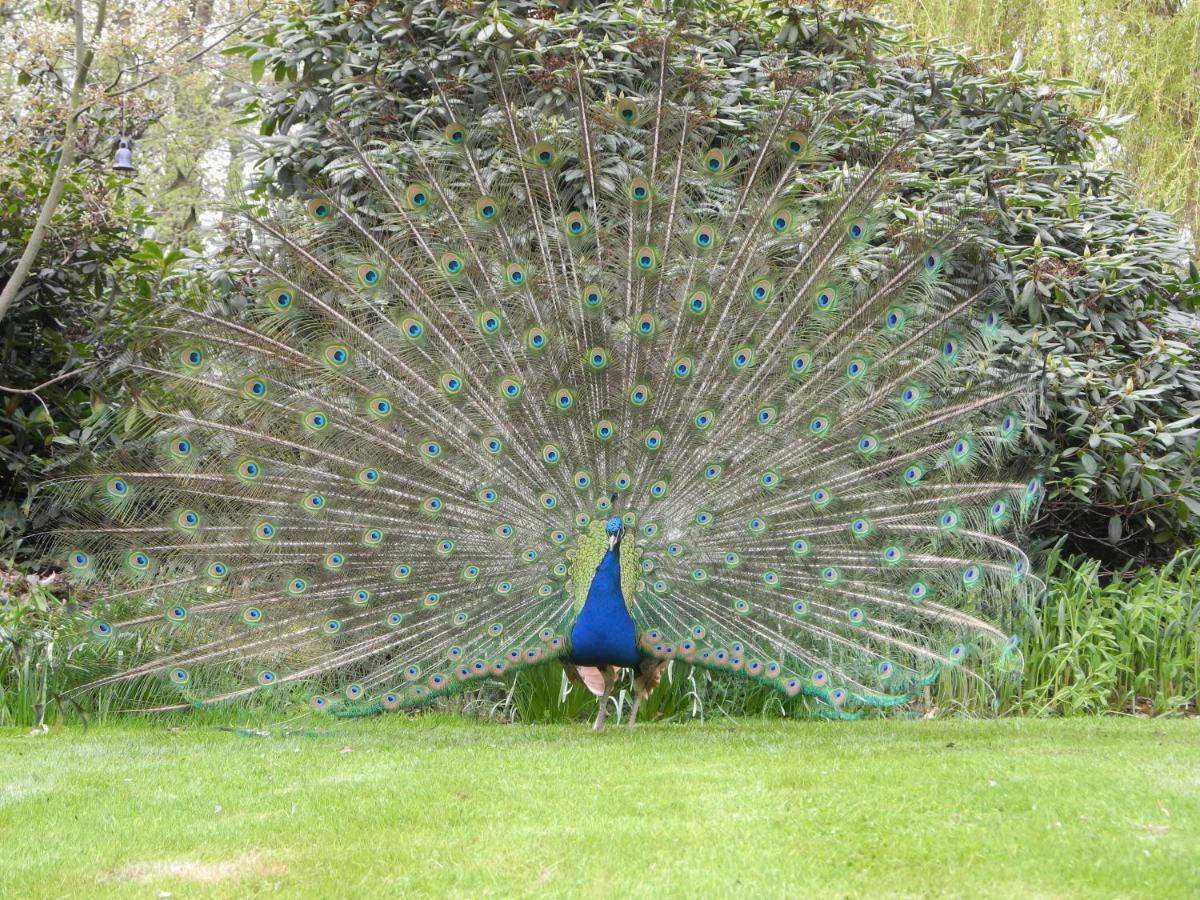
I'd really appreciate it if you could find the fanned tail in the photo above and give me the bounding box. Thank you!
[52,43,1043,717]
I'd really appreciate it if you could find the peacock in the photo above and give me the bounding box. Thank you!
[54,39,1045,730]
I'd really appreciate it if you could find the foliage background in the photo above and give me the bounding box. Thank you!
[1,0,1198,724]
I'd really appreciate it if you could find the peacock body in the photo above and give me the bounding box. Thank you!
[56,40,1044,726]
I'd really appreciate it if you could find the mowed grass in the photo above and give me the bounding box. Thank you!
[1,718,1198,898]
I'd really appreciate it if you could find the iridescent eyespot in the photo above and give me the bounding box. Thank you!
[594,420,615,441]
[643,429,663,451]
[106,477,129,497]
[267,286,294,313]
[525,326,548,351]
[731,345,755,369]
[127,550,150,571]
[923,249,942,271]
[405,183,430,210]
[634,247,658,273]
[180,345,204,370]
[92,621,112,637]
[750,279,773,303]
[444,122,467,145]
[846,358,868,379]
[649,480,668,499]
[814,285,838,311]
[629,177,652,203]
[357,263,382,287]
[693,410,713,431]
[478,488,498,503]
[847,216,868,240]
[541,444,561,464]
[809,415,830,435]
[364,528,384,545]
[692,224,717,250]
[352,589,371,605]
[939,509,960,531]
[811,488,832,509]
[243,376,267,399]
[498,378,522,400]
[703,464,722,481]
[755,406,777,426]
[856,435,879,455]
[207,561,229,579]
[306,198,331,221]
[439,252,465,277]
[616,98,639,122]
[368,397,392,418]
[883,545,904,565]
[552,388,575,411]
[475,196,500,222]
[481,436,502,455]
[477,309,502,335]
[790,350,812,377]
[563,212,589,237]
[747,517,766,533]
[423,496,443,514]
[504,263,527,287]
[902,465,924,485]
[167,605,187,621]
[257,669,275,685]
[733,598,751,614]
[392,564,411,580]
[289,578,308,594]
[702,148,727,174]
[791,539,809,556]
[769,209,793,233]
[323,344,351,368]
[170,668,190,685]
[325,552,345,569]
[253,520,276,541]
[687,289,710,315]
[629,385,650,406]
[782,131,807,157]
[582,284,603,307]
[358,468,380,486]
[169,437,193,459]
[885,306,906,330]
[402,318,425,341]
[587,346,608,370]
[303,410,328,431]
[530,141,557,167]
[439,372,464,395]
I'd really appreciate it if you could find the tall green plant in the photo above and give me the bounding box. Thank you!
[881,0,1200,247]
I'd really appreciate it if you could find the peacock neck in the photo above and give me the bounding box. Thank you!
[568,548,640,668]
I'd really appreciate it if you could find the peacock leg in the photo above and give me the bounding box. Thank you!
[592,667,616,732]
[627,660,667,732]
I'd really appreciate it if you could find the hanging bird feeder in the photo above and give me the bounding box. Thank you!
[112,138,136,176]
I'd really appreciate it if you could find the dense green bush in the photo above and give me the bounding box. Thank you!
[0,142,164,557]
[225,0,1199,562]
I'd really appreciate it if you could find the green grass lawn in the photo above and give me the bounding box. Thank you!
[1,718,1198,898]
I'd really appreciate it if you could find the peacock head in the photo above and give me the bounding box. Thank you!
[605,515,624,550]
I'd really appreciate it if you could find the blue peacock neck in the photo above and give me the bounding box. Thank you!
[568,547,641,669]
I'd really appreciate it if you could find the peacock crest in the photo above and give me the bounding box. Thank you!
[54,41,1043,719]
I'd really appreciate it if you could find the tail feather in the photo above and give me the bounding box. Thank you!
[52,40,1042,717]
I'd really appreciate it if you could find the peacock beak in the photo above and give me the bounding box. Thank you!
[608,528,623,551]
